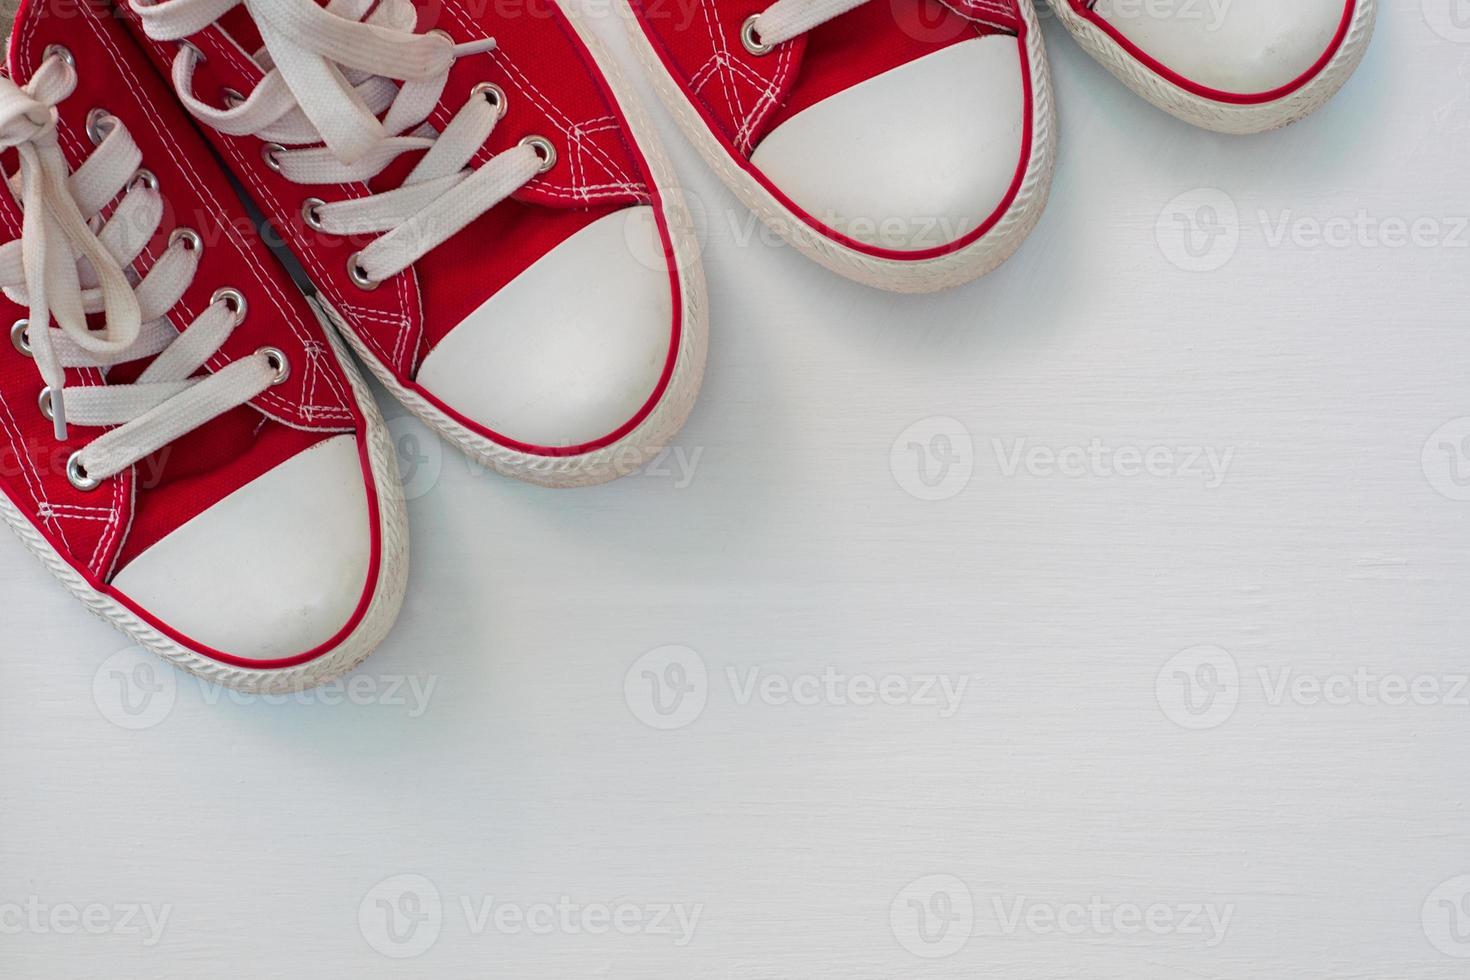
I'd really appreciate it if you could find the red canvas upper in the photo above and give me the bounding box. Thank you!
[627,0,1021,154]
[0,0,369,582]
[116,0,686,456]
[628,0,1036,262]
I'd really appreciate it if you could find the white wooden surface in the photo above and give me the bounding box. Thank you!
[3,3,1467,976]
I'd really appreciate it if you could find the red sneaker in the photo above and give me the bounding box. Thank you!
[0,0,408,691]
[1050,0,1377,133]
[620,0,1055,292]
[122,0,707,487]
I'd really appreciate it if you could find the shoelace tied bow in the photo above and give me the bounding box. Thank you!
[132,0,551,288]
[0,49,280,490]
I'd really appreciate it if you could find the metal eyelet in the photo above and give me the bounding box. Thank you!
[177,39,207,64]
[427,27,455,44]
[42,44,74,68]
[11,319,31,356]
[168,227,203,253]
[67,451,101,491]
[85,107,116,145]
[221,86,244,108]
[740,15,774,55]
[212,287,248,325]
[301,197,327,232]
[261,142,285,172]
[128,168,159,192]
[347,253,379,290]
[519,135,557,174]
[257,346,290,385]
[471,81,507,120]
[37,386,54,421]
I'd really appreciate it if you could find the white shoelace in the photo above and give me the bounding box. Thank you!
[745,0,872,49]
[0,50,279,489]
[131,0,549,288]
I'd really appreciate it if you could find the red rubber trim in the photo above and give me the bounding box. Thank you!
[100,431,386,671]
[1072,0,1356,105]
[7,427,390,673]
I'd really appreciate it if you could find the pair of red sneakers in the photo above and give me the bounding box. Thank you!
[0,0,705,689]
[622,0,1376,290]
[0,0,1374,690]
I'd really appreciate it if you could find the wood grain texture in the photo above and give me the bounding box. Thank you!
[1,3,1466,977]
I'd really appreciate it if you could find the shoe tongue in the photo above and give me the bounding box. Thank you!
[219,5,266,56]
[199,2,648,212]
[220,0,346,53]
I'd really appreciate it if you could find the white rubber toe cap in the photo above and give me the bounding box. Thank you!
[748,35,1026,253]
[415,206,674,450]
[1093,0,1351,95]
[110,435,373,662]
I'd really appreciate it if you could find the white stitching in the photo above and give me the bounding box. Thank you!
[77,16,357,423]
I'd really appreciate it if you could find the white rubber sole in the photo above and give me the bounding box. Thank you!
[322,17,708,490]
[0,322,410,694]
[1049,0,1377,134]
[618,0,1056,294]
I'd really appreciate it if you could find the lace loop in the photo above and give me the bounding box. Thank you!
[0,50,275,487]
[0,54,142,438]
[133,0,545,287]
[749,0,872,48]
